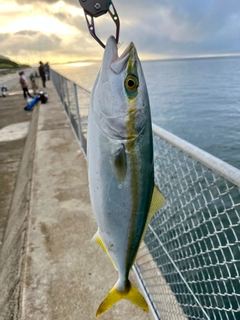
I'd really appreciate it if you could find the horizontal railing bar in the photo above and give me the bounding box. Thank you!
[51,68,91,94]
[152,124,240,187]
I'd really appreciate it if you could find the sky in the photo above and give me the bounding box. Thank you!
[0,0,240,65]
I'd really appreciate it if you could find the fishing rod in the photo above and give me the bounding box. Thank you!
[78,0,120,48]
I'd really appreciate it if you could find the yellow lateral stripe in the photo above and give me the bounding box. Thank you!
[125,56,139,267]
[124,46,141,268]
[125,98,139,266]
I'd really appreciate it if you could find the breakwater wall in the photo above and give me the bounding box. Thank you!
[0,106,39,319]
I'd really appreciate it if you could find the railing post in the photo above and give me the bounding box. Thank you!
[73,83,86,157]
[65,80,71,116]
[58,74,62,100]
[59,75,64,103]
[55,72,60,97]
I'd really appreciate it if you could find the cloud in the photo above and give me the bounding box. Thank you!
[115,0,240,57]
[15,0,78,6]
[15,30,40,36]
[0,28,103,64]
[49,10,87,31]
[0,31,63,62]
[1,0,240,63]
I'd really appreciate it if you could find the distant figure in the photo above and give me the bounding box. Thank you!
[45,62,50,80]
[39,61,46,88]
[19,71,33,99]
[0,84,8,97]
[29,71,38,95]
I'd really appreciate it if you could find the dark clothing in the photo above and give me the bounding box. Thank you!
[38,64,45,78]
[23,87,33,99]
[39,64,46,88]
[45,63,50,80]
[41,76,46,88]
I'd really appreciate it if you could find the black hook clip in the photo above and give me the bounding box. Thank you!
[79,0,120,48]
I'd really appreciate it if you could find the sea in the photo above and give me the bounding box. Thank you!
[54,56,240,170]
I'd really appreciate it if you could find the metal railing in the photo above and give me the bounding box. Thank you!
[52,69,240,320]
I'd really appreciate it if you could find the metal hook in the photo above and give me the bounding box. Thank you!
[79,0,120,48]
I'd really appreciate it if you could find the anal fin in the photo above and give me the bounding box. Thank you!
[91,231,118,270]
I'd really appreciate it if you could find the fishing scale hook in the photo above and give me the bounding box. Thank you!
[79,0,120,48]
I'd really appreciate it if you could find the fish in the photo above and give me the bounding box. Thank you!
[87,35,165,318]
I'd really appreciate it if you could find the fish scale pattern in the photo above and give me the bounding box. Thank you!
[52,70,240,320]
[136,134,240,320]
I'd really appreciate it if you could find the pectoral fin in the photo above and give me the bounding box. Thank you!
[91,231,118,270]
[113,144,127,182]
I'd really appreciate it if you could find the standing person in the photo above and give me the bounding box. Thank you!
[19,71,33,99]
[45,62,50,80]
[39,61,46,88]
[29,71,38,95]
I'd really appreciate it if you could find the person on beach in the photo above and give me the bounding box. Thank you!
[19,71,33,99]
[39,61,46,88]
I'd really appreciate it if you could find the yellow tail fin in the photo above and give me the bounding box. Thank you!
[96,281,149,318]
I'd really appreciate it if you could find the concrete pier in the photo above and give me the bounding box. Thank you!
[0,77,153,320]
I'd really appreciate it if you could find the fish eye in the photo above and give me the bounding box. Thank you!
[125,75,138,92]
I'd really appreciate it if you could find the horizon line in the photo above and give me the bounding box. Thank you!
[49,52,240,66]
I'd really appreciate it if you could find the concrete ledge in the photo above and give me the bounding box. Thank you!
[0,106,39,320]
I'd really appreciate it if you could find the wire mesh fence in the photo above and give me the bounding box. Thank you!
[52,70,89,156]
[51,69,240,320]
[137,128,240,320]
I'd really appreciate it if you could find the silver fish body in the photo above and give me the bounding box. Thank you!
[87,35,164,317]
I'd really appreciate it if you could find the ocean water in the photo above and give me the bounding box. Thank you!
[54,56,240,170]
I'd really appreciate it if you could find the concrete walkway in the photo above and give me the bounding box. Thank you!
[0,79,153,319]
[0,85,31,249]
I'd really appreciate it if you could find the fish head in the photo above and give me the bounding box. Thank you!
[91,35,151,140]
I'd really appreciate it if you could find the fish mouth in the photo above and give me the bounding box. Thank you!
[105,36,136,74]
